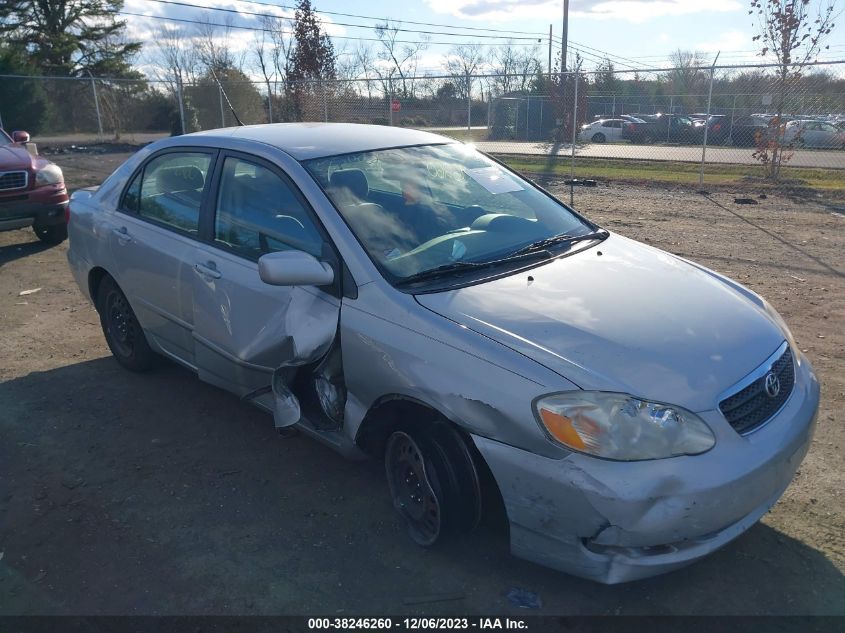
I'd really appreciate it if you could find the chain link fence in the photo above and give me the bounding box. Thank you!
[2,61,843,194]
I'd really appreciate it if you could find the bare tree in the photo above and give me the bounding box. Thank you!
[266,16,295,87]
[489,42,541,95]
[253,30,276,122]
[152,25,199,93]
[195,14,240,72]
[667,49,709,93]
[352,43,376,99]
[253,15,295,122]
[444,43,485,100]
[749,0,840,178]
[374,20,429,98]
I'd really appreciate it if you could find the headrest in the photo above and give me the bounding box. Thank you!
[329,169,368,201]
[156,165,204,193]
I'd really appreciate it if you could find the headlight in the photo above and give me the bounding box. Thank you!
[35,164,64,186]
[762,299,798,362]
[534,392,715,461]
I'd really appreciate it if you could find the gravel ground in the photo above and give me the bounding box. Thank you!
[1,149,843,615]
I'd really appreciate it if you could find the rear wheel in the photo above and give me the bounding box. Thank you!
[591,133,606,143]
[34,223,67,245]
[385,423,481,546]
[96,276,156,372]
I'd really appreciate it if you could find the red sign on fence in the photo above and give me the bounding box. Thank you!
[391,99,401,113]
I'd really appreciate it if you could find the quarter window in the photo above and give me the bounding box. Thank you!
[136,152,211,233]
[214,157,324,260]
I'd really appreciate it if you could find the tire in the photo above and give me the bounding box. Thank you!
[385,422,481,547]
[34,223,67,245]
[96,275,156,372]
[591,133,606,143]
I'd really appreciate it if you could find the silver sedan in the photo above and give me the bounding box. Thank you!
[66,123,819,584]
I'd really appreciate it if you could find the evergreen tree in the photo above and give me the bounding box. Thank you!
[288,0,336,83]
[0,45,50,132]
[0,0,140,76]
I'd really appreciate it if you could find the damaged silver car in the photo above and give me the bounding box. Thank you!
[67,123,819,584]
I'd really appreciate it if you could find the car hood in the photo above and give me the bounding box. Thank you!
[415,234,785,412]
[0,144,35,170]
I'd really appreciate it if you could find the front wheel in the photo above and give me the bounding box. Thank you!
[34,223,67,245]
[96,276,156,372]
[385,424,481,547]
[591,133,606,143]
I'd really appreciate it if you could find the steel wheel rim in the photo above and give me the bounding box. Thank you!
[106,291,136,357]
[386,432,441,546]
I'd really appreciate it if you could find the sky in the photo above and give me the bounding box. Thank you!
[121,0,845,77]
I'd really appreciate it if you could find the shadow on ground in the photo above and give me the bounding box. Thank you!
[0,238,54,267]
[1,358,843,615]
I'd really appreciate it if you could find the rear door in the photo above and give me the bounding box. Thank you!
[189,151,341,397]
[605,119,623,141]
[109,149,216,365]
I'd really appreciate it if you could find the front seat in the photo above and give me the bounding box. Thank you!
[329,169,369,207]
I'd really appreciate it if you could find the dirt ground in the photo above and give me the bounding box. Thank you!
[1,148,843,616]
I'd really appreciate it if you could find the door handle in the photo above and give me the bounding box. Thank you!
[195,261,222,279]
[112,226,131,243]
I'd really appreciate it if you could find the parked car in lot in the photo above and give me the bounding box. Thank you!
[0,128,69,243]
[782,119,845,149]
[578,118,628,143]
[622,113,698,144]
[67,123,819,584]
[689,114,731,145]
[729,114,775,147]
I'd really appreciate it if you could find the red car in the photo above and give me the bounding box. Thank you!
[0,129,69,244]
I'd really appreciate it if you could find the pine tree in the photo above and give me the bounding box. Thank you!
[288,0,336,83]
[0,0,141,76]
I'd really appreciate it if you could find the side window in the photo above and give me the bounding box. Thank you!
[122,172,141,212]
[137,152,211,233]
[214,156,324,260]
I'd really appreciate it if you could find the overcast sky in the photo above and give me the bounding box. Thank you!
[121,0,845,76]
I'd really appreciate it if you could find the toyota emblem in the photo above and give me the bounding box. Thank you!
[764,371,781,398]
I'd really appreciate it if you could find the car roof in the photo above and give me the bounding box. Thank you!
[183,122,456,160]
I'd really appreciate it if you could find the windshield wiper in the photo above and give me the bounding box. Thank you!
[396,251,550,287]
[509,229,609,257]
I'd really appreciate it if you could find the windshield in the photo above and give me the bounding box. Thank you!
[0,130,11,146]
[305,144,593,284]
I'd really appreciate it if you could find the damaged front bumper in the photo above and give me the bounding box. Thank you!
[472,355,820,584]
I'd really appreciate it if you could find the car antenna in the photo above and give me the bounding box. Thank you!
[210,68,245,127]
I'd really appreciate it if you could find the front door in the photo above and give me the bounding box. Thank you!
[189,152,341,399]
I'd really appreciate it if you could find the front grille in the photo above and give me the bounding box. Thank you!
[719,346,795,434]
[0,171,28,192]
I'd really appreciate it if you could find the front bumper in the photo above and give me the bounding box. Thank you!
[472,353,820,584]
[0,183,69,230]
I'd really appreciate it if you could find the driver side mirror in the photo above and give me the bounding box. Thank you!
[258,250,334,287]
[11,131,30,143]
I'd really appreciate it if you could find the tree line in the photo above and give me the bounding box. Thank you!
[0,0,839,169]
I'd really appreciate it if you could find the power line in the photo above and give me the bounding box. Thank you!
[549,35,657,70]
[222,0,550,36]
[137,0,545,41]
[120,11,542,46]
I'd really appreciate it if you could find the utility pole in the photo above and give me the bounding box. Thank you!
[548,24,553,76]
[561,0,570,72]
[699,51,721,187]
[86,69,104,141]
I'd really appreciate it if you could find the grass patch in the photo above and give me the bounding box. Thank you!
[429,128,489,143]
[494,154,845,192]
